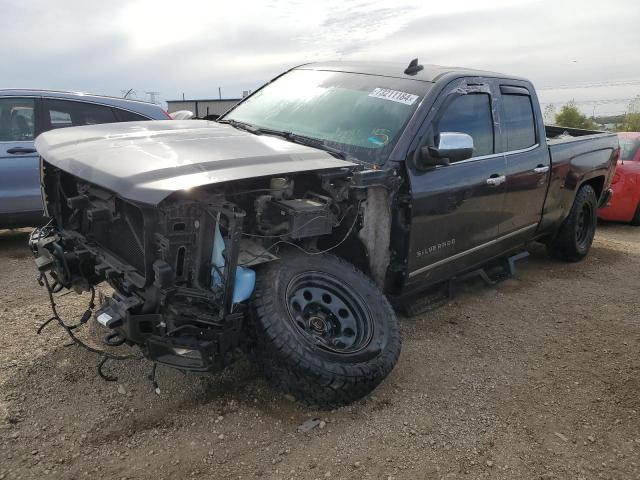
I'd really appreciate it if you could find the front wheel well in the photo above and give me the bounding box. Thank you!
[319,233,371,277]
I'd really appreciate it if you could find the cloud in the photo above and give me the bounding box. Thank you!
[1,0,639,114]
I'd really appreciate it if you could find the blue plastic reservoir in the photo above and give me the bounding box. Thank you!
[211,223,255,304]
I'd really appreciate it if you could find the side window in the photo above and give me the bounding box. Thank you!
[0,97,36,141]
[49,109,72,129]
[502,94,536,151]
[114,108,148,122]
[44,99,117,130]
[436,93,494,158]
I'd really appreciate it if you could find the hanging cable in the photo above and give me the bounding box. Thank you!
[39,273,139,361]
[149,363,161,395]
[97,356,118,382]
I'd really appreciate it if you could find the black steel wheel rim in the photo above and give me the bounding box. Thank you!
[576,202,593,247]
[285,271,374,354]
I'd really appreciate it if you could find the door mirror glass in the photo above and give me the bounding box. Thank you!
[416,132,474,169]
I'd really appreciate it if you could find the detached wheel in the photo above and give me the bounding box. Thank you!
[547,184,597,261]
[251,251,400,407]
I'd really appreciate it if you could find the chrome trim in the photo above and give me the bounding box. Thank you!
[436,143,540,168]
[430,144,540,169]
[438,132,474,151]
[486,175,506,186]
[504,144,540,156]
[533,165,550,174]
[443,152,502,166]
[408,223,538,278]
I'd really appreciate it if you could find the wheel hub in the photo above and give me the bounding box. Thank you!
[309,314,328,334]
[285,271,373,354]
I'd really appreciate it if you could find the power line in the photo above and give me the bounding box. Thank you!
[538,79,640,90]
[539,97,636,106]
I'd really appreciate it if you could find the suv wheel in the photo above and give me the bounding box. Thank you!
[251,251,401,407]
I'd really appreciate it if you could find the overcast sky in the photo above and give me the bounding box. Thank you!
[2,0,639,116]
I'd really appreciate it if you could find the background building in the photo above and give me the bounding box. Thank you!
[166,98,241,119]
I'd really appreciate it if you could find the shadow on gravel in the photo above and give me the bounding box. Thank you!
[0,228,32,258]
[3,325,293,444]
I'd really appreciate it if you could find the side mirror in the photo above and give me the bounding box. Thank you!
[416,132,474,169]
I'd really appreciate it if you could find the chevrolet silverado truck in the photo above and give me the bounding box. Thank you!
[30,60,618,407]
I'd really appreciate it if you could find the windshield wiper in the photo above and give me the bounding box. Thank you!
[217,119,260,134]
[252,127,347,160]
[218,120,347,160]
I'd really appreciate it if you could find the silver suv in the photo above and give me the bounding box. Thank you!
[0,90,171,228]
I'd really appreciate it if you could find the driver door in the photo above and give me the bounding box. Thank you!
[405,79,507,287]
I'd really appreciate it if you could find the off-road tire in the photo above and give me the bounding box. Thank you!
[251,251,401,408]
[547,184,597,261]
[630,202,640,226]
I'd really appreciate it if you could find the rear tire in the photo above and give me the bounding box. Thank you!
[547,184,597,261]
[251,251,401,408]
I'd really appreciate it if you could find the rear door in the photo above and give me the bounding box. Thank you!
[497,84,550,240]
[0,96,41,215]
[405,79,507,285]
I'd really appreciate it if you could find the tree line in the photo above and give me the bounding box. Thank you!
[546,96,640,132]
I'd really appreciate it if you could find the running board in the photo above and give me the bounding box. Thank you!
[402,250,530,317]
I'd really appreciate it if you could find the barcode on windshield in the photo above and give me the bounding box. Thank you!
[368,88,418,105]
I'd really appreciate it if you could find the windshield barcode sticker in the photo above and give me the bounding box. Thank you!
[369,88,418,105]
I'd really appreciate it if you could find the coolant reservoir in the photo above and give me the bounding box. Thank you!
[211,224,255,303]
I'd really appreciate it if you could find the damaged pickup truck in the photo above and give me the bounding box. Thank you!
[30,60,618,407]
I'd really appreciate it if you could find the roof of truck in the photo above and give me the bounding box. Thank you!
[297,61,522,83]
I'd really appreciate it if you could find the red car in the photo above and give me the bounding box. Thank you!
[598,132,640,224]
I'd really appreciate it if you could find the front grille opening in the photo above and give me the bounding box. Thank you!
[86,197,146,274]
[176,246,186,277]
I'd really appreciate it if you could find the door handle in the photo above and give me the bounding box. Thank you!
[6,147,37,155]
[533,165,549,174]
[486,175,506,186]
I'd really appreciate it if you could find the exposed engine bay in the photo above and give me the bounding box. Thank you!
[30,160,401,378]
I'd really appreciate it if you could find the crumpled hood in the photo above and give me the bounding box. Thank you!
[35,120,355,205]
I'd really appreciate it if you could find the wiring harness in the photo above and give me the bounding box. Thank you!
[36,271,161,392]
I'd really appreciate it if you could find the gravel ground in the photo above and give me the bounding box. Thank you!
[0,224,639,480]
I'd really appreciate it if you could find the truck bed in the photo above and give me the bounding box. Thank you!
[540,126,618,232]
[545,124,612,144]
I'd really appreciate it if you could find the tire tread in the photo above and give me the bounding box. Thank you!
[547,184,597,262]
[251,252,401,408]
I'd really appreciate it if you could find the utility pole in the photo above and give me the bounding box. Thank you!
[145,91,161,104]
[218,87,222,100]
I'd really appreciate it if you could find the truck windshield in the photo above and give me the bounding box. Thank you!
[222,69,431,164]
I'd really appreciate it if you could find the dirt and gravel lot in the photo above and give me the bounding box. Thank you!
[0,224,639,480]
